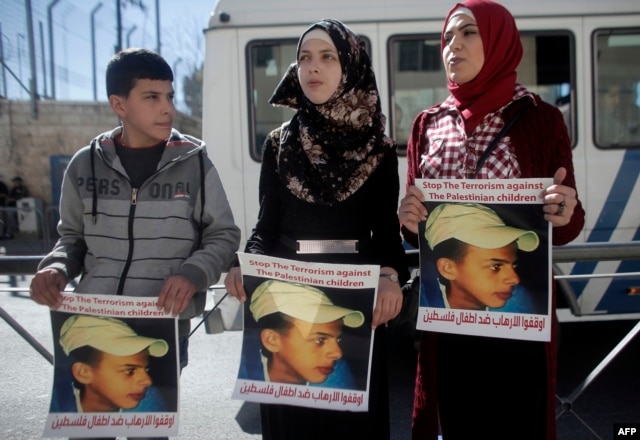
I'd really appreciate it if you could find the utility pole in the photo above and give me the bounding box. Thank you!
[17,33,24,98]
[126,25,137,48]
[0,24,7,98]
[115,0,122,53]
[47,0,61,99]
[155,0,160,54]
[39,21,47,98]
[91,3,103,101]
[26,0,38,117]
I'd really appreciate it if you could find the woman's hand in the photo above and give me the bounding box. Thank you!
[224,267,247,303]
[398,186,428,235]
[372,267,403,329]
[543,167,577,227]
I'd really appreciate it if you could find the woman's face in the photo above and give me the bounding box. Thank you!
[297,37,342,105]
[442,12,484,85]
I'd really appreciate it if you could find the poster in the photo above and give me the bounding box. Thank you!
[232,253,378,412]
[415,178,553,342]
[43,293,179,438]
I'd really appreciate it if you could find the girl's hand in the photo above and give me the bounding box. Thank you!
[372,268,403,329]
[224,267,247,303]
[399,186,428,235]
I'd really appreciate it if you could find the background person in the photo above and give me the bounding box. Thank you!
[224,19,409,440]
[4,175,29,239]
[596,80,634,145]
[398,1,585,439]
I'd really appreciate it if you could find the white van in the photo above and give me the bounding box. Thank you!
[202,0,640,316]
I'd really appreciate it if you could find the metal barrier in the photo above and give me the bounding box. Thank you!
[0,255,42,274]
[2,241,639,439]
[552,240,640,262]
[550,243,640,439]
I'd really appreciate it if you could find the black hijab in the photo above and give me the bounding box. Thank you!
[268,19,395,206]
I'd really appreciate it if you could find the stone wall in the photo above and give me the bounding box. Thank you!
[0,98,202,206]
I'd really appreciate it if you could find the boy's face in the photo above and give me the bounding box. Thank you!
[440,242,520,310]
[264,318,344,384]
[75,350,153,412]
[109,78,175,148]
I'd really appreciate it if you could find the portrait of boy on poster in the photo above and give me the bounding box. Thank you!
[232,253,377,412]
[49,314,178,414]
[416,179,552,342]
[44,293,179,438]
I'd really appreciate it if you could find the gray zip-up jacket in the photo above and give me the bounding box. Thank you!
[39,127,240,331]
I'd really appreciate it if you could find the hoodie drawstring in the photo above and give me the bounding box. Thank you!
[90,142,97,224]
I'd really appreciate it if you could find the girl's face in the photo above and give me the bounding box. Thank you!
[442,12,485,85]
[297,37,342,105]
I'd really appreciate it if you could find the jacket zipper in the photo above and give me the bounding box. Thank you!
[116,188,138,295]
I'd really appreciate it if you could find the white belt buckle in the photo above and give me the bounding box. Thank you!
[296,239,358,254]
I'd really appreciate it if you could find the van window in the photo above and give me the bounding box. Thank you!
[388,35,448,150]
[388,31,574,152]
[593,28,640,148]
[247,39,298,161]
[247,37,372,161]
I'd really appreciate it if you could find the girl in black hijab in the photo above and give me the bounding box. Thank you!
[225,19,408,440]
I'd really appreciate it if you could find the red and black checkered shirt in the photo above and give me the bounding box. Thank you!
[418,84,535,179]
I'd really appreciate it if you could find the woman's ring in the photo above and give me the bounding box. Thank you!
[557,199,566,215]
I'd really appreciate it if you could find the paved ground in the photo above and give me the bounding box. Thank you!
[1,235,639,439]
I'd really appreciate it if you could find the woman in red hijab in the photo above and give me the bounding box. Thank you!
[399,1,585,439]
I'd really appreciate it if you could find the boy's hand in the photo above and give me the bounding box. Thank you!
[157,275,197,316]
[29,268,67,309]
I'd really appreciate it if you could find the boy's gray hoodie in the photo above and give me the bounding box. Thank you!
[39,127,241,334]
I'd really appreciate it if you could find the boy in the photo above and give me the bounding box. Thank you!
[54,315,169,413]
[29,48,241,369]
[244,279,364,386]
[424,203,539,310]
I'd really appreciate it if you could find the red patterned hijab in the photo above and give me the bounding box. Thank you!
[268,19,395,206]
[442,0,523,134]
